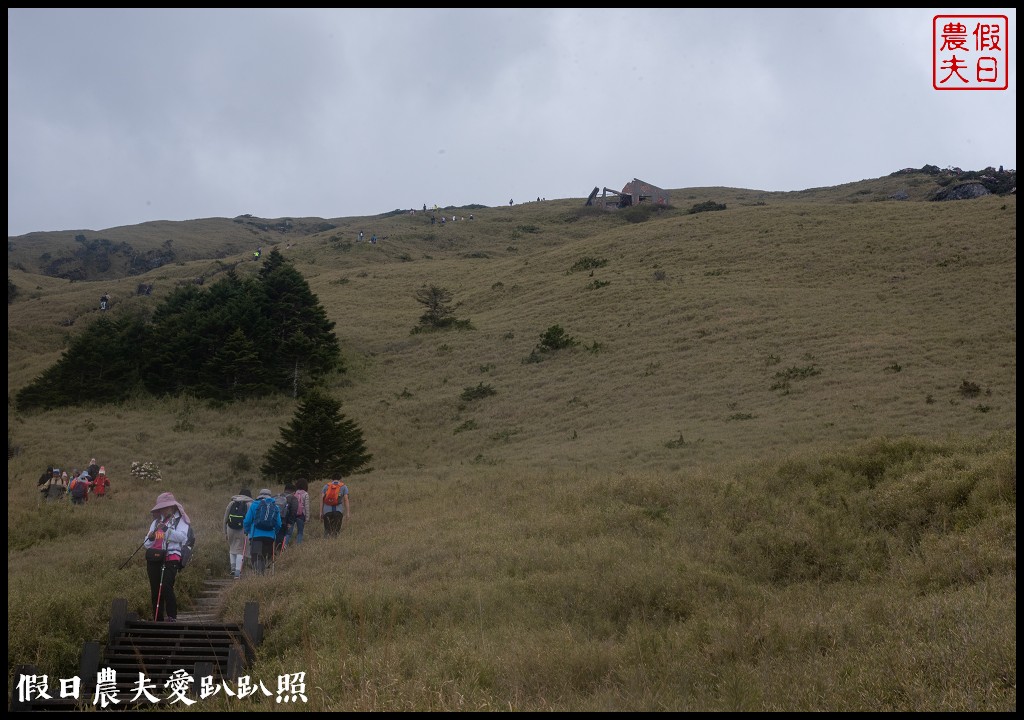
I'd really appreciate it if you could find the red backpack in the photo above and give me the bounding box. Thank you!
[323,480,345,507]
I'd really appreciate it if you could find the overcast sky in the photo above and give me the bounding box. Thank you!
[7,8,1017,237]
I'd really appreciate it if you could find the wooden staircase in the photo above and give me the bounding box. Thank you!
[11,580,262,712]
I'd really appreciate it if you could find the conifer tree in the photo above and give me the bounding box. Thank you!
[260,391,372,484]
[414,284,456,329]
[17,250,343,408]
[140,284,208,396]
[16,314,145,410]
[258,249,343,396]
[199,328,271,401]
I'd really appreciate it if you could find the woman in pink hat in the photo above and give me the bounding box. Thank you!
[142,492,191,622]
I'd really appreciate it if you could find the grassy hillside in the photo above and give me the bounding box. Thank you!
[6,173,1016,710]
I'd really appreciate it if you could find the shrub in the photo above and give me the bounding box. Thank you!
[688,201,727,214]
[537,325,579,352]
[130,461,163,482]
[620,204,667,223]
[569,257,608,273]
[461,383,497,401]
[959,379,981,398]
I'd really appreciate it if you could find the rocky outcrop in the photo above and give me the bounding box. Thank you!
[932,182,991,201]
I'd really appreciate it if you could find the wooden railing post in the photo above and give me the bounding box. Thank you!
[109,598,128,646]
[243,601,261,663]
[193,661,214,699]
[79,641,101,699]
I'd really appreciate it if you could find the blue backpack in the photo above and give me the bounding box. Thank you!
[253,497,279,531]
[70,476,90,500]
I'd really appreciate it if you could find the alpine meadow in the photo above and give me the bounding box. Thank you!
[6,170,1016,711]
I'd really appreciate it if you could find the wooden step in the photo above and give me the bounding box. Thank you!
[11,599,262,712]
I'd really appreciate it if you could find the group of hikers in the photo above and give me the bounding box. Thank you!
[37,458,111,504]
[135,474,350,622]
[222,476,350,577]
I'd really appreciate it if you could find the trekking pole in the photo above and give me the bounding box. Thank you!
[154,562,166,621]
[119,540,147,570]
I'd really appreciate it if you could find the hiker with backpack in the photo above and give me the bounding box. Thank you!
[273,483,299,555]
[321,474,350,538]
[223,488,253,579]
[243,488,280,575]
[143,492,192,622]
[41,467,65,502]
[288,478,310,545]
[57,471,71,499]
[69,471,92,505]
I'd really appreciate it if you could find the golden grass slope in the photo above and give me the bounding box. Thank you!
[6,176,1016,710]
[7,179,1017,476]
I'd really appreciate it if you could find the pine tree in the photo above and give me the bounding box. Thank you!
[17,250,343,408]
[140,284,208,396]
[258,249,343,396]
[260,392,372,484]
[414,284,456,329]
[17,314,146,410]
[199,328,271,401]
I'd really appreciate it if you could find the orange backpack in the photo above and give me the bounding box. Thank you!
[323,480,346,507]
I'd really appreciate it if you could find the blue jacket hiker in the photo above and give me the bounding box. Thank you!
[243,488,281,575]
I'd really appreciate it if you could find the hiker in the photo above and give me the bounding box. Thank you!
[37,465,54,487]
[321,474,350,538]
[143,492,192,622]
[223,487,253,579]
[42,468,65,502]
[92,466,110,498]
[69,471,92,505]
[86,457,100,480]
[57,471,71,499]
[243,488,281,575]
[288,478,310,545]
[36,466,54,500]
[273,483,299,554]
